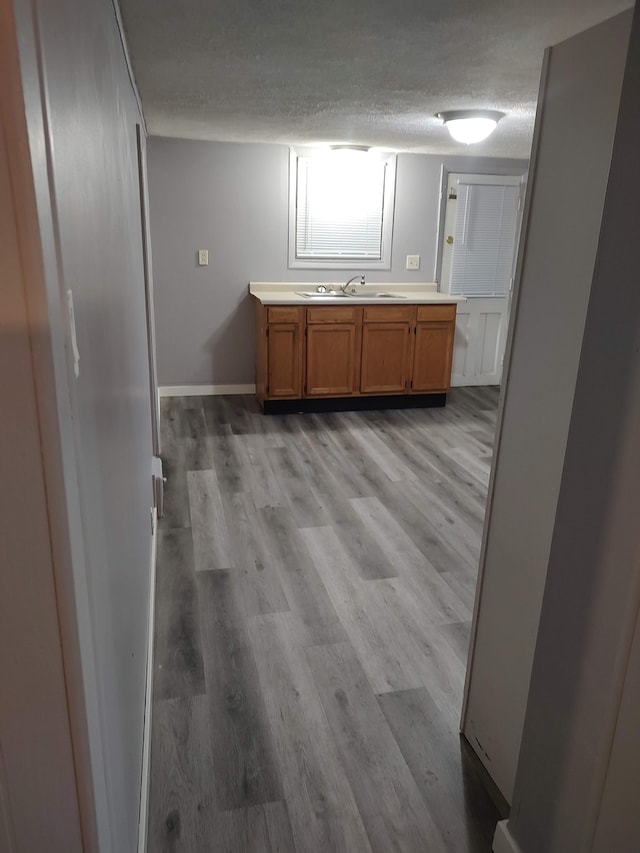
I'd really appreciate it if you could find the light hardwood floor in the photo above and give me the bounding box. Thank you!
[149,388,500,852]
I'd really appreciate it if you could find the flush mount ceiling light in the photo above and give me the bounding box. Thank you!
[330,144,371,152]
[437,110,505,144]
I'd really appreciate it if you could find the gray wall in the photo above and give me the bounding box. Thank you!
[147,139,527,386]
[462,8,632,807]
[12,0,155,848]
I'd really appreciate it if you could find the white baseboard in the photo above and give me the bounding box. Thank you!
[451,377,501,387]
[158,384,256,398]
[137,508,158,853]
[493,820,523,853]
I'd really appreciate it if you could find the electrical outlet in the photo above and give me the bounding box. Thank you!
[198,249,209,266]
[406,254,420,270]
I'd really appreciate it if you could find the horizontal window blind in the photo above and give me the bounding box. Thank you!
[450,182,519,297]
[295,154,387,260]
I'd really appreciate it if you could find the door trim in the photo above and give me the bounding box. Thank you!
[136,125,161,457]
[137,509,158,853]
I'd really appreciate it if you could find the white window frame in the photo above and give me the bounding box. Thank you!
[288,146,397,270]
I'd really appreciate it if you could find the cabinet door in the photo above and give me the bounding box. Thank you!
[306,324,357,396]
[267,323,303,398]
[360,323,411,394]
[412,321,454,392]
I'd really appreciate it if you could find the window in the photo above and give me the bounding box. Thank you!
[448,178,520,297]
[289,147,396,269]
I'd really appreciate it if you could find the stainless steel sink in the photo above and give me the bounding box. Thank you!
[346,292,406,299]
[295,291,405,299]
[295,291,352,298]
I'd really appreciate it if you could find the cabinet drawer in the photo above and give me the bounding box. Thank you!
[416,304,457,322]
[306,306,360,324]
[363,305,413,323]
[267,306,302,323]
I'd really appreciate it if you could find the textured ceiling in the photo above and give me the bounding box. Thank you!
[118,0,631,158]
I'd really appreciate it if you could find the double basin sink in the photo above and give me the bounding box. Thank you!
[295,290,405,300]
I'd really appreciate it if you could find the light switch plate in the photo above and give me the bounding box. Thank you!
[198,249,209,266]
[406,254,420,270]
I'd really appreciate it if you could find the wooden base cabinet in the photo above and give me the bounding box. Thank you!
[267,323,303,397]
[412,306,456,393]
[254,300,457,409]
[360,305,413,394]
[305,305,360,397]
[255,305,303,400]
[306,324,358,396]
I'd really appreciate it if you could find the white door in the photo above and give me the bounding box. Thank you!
[440,174,523,386]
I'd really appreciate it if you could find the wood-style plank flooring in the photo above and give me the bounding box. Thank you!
[149,388,500,852]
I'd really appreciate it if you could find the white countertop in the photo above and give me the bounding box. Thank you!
[249,281,465,305]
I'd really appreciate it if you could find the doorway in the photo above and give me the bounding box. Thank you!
[439,173,523,386]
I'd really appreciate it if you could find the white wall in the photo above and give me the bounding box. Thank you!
[592,607,640,851]
[147,139,527,386]
[0,8,83,846]
[462,9,632,804]
[5,0,157,848]
[507,6,640,848]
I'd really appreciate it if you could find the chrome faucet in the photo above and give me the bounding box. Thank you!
[341,274,366,293]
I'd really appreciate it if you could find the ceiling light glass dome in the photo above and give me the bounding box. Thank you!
[437,110,505,144]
